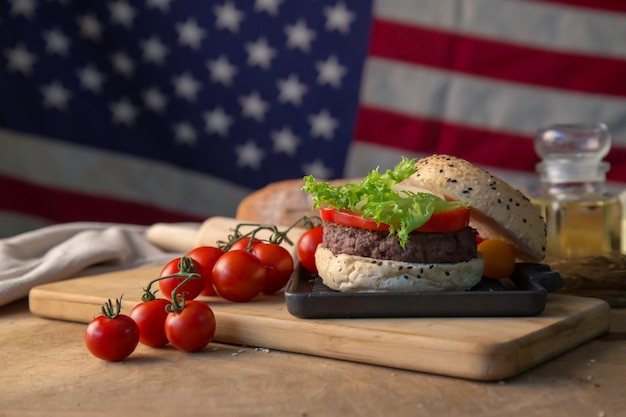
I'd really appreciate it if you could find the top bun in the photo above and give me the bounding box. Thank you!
[399,154,546,262]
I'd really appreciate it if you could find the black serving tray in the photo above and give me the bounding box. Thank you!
[284,263,563,319]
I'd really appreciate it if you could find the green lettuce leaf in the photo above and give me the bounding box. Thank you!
[302,156,468,247]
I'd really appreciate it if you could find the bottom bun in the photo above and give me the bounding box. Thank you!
[315,246,484,292]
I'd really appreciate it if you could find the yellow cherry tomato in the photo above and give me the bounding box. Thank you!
[477,239,516,279]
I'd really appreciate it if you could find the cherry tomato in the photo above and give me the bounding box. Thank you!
[229,236,262,251]
[319,207,470,233]
[130,298,170,348]
[186,246,225,296]
[164,301,216,352]
[297,226,323,274]
[212,250,267,302]
[85,299,140,362]
[477,239,516,279]
[158,257,207,301]
[251,242,295,294]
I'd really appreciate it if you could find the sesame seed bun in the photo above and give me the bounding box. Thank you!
[400,154,546,262]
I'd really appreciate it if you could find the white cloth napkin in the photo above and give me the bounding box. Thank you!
[0,222,188,307]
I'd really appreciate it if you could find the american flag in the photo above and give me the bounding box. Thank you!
[1,0,625,237]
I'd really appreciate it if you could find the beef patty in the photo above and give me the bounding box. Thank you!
[322,221,478,264]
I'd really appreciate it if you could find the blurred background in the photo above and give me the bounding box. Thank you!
[1,0,625,238]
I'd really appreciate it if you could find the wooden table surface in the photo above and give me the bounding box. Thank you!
[2,298,625,417]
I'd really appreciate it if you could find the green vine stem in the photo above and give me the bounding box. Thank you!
[141,256,202,313]
[139,216,322,312]
[218,215,322,252]
[164,273,200,313]
[99,296,124,319]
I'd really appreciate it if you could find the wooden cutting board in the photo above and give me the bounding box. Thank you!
[29,265,610,381]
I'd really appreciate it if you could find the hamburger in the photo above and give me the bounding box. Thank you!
[302,154,546,293]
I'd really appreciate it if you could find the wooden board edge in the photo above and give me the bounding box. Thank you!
[27,273,612,382]
[478,297,611,380]
[210,296,611,381]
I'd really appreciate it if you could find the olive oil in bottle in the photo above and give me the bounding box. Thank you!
[533,123,625,306]
[534,123,621,259]
[536,188,622,259]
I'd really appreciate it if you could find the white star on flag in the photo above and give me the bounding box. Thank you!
[277,74,308,106]
[214,1,245,33]
[246,38,276,69]
[240,91,270,122]
[207,55,238,86]
[285,19,316,52]
[78,65,105,92]
[4,44,37,74]
[110,98,138,126]
[204,107,234,137]
[236,140,266,169]
[309,109,338,140]
[176,18,206,50]
[42,81,71,110]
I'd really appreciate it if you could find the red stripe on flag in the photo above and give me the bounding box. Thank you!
[354,106,539,171]
[369,19,626,98]
[525,0,626,14]
[0,174,206,226]
[353,105,626,183]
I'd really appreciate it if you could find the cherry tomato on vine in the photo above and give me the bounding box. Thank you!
[477,239,516,279]
[130,298,170,348]
[164,301,216,352]
[212,250,267,302]
[297,226,323,274]
[85,298,140,362]
[158,257,207,301]
[229,236,262,252]
[251,242,295,294]
[186,246,225,296]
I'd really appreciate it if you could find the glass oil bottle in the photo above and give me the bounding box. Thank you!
[533,123,625,306]
[535,123,621,259]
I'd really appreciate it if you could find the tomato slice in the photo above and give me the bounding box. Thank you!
[415,207,471,233]
[319,207,470,233]
[320,208,390,231]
